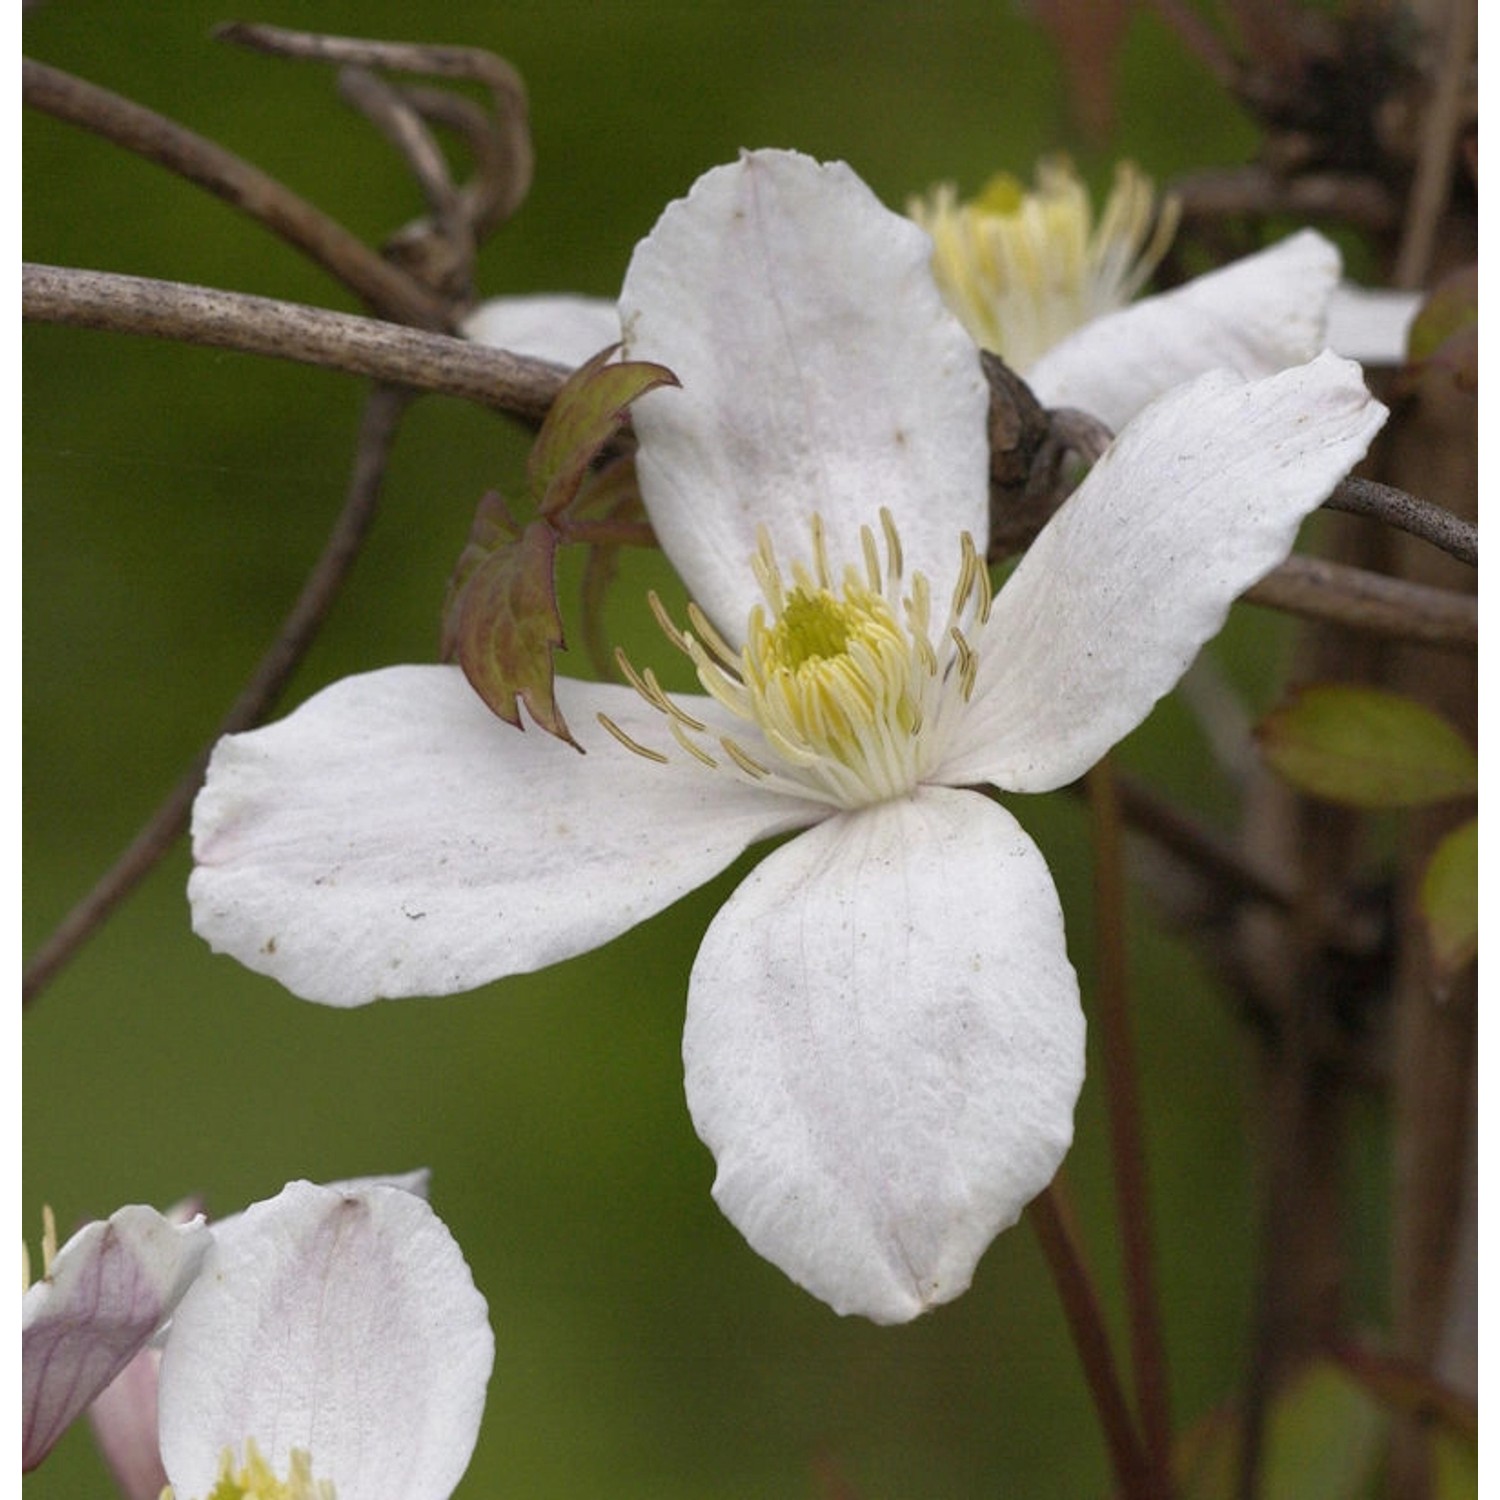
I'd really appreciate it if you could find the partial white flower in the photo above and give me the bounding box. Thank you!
[22,1170,452,1497]
[462,292,620,366]
[191,149,1386,1323]
[908,157,1367,431]
[1325,283,1422,366]
[22,1204,211,1470]
[908,157,1180,372]
[158,1180,493,1500]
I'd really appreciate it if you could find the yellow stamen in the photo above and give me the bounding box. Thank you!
[596,713,670,764]
[909,156,1180,370]
[164,1441,335,1500]
[606,512,993,809]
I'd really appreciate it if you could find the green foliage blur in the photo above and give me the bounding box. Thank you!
[25,3,1296,1496]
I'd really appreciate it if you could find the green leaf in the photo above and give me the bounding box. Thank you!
[450,518,578,748]
[1257,684,1477,809]
[1434,1428,1479,1500]
[1408,266,1478,365]
[527,347,678,520]
[1175,1362,1384,1500]
[1405,266,1478,395]
[1421,818,1478,975]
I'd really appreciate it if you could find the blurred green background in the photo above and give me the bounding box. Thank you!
[25,2,1294,1495]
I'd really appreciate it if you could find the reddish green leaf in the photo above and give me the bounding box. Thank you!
[1420,817,1478,975]
[1257,684,1477,809]
[451,518,578,748]
[441,490,521,664]
[527,347,678,520]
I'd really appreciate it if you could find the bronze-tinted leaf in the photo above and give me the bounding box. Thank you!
[452,518,578,748]
[528,347,678,520]
[441,490,521,663]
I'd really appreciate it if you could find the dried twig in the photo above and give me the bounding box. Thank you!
[23,263,565,424]
[22,58,452,330]
[1244,553,1476,651]
[214,23,534,232]
[1393,0,1477,288]
[1170,165,1401,236]
[1325,477,1476,566]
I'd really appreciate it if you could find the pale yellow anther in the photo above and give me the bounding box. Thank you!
[24,1205,58,1291]
[596,713,670,765]
[605,512,994,810]
[909,156,1179,371]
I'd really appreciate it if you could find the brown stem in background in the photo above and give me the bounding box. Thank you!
[1028,1180,1163,1500]
[22,385,412,1005]
[22,58,452,331]
[1392,0,1476,289]
[1086,758,1174,1490]
[1243,555,1475,651]
[1170,165,1401,236]
[1143,0,1240,92]
[23,263,565,424]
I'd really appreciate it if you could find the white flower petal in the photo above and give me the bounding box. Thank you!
[620,149,990,636]
[461,293,620,367]
[683,786,1084,1323]
[1326,283,1421,365]
[157,1181,493,1500]
[190,665,818,1006]
[1026,230,1341,430]
[209,1169,431,1260]
[940,351,1387,793]
[22,1206,211,1470]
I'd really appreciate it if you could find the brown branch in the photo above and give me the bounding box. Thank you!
[23,263,565,424]
[215,23,535,236]
[336,66,474,299]
[1169,165,1401,236]
[1325,478,1477,567]
[1392,0,1476,289]
[1244,554,1476,651]
[1086,758,1174,1488]
[1028,1180,1163,1500]
[1143,0,1241,92]
[22,58,451,331]
[23,385,413,1005]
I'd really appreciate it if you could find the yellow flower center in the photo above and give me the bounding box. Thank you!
[599,510,990,809]
[22,1205,58,1291]
[163,1442,335,1500]
[908,156,1179,370]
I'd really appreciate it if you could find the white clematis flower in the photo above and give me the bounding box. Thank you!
[191,149,1386,1323]
[22,1173,487,1500]
[909,156,1353,430]
[157,1180,493,1500]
